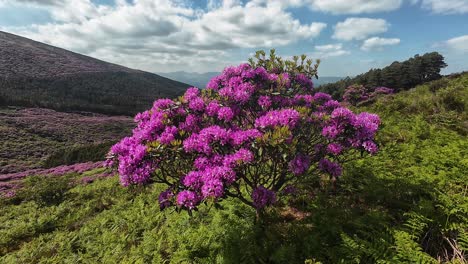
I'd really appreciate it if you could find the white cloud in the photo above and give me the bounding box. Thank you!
[250,0,404,14]
[361,37,400,51]
[3,0,327,72]
[315,44,342,51]
[313,43,350,57]
[445,35,468,53]
[307,0,403,14]
[420,0,468,14]
[332,17,389,41]
[191,2,326,49]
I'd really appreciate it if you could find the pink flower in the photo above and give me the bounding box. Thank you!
[218,107,234,121]
[288,154,311,175]
[255,109,300,129]
[252,186,276,209]
[327,143,343,155]
[318,158,342,177]
[176,190,199,210]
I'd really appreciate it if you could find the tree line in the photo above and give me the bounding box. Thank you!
[318,52,447,99]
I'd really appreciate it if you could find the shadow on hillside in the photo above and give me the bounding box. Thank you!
[216,167,437,264]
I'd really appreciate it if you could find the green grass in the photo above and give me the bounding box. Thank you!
[1,74,467,263]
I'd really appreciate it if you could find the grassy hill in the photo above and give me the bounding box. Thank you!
[0,107,133,174]
[0,74,466,263]
[0,31,190,115]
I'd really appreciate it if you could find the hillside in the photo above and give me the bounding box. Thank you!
[0,31,190,115]
[0,107,133,174]
[1,73,466,263]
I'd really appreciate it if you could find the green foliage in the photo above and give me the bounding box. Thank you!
[428,78,449,93]
[333,74,468,263]
[19,175,74,206]
[249,49,320,78]
[43,142,115,168]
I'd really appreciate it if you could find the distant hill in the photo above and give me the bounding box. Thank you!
[0,31,190,115]
[313,76,343,86]
[157,71,219,89]
[158,71,342,88]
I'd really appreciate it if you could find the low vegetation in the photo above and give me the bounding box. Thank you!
[0,107,132,173]
[1,68,466,263]
[43,142,116,168]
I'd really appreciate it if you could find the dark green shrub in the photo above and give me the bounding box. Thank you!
[43,142,115,168]
[438,86,466,113]
[428,78,449,93]
[20,175,74,206]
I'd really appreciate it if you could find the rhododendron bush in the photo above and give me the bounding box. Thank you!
[107,50,381,215]
[343,84,394,106]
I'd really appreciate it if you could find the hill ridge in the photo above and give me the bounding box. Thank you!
[0,31,190,115]
[0,31,140,78]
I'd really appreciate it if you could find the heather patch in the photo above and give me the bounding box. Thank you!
[0,107,132,173]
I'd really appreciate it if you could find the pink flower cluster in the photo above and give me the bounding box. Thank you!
[108,61,381,212]
[252,186,277,209]
[343,85,394,106]
[321,108,381,156]
[255,109,300,129]
[110,137,154,186]
[288,154,311,175]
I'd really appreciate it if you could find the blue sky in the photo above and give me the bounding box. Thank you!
[0,0,467,76]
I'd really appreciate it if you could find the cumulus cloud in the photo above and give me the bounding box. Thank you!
[13,0,406,14]
[250,0,403,14]
[3,0,327,72]
[445,35,468,53]
[332,17,389,41]
[10,0,61,5]
[419,0,468,14]
[313,43,350,57]
[306,0,403,14]
[361,37,400,51]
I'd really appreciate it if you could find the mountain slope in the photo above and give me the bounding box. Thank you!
[0,31,190,115]
[314,76,343,86]
[157,71,220,89]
